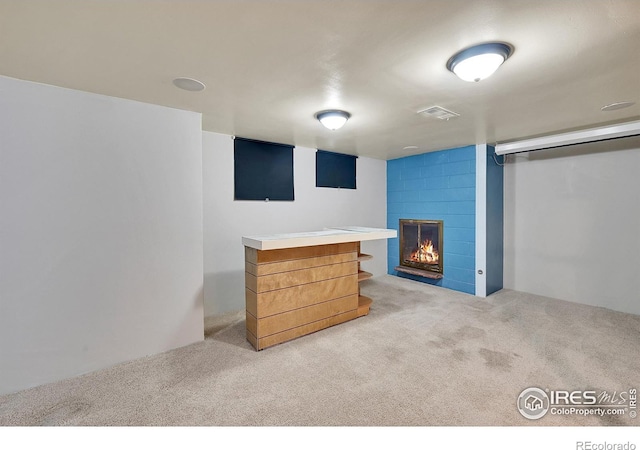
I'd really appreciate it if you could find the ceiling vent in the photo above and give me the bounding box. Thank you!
[417,106,460,120]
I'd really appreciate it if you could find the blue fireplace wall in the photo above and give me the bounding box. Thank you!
[387,145,476,294]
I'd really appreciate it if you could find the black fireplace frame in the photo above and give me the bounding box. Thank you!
[398,219,444,275]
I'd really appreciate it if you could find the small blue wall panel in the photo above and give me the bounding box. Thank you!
[387,146,476,294]
[485,145,504,295]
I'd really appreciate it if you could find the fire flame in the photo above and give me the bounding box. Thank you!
[410,239,439,264]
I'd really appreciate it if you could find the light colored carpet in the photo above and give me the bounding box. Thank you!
[0,275,638,426]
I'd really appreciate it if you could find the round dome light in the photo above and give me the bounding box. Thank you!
[315,110,351,130]
[447,42,513,82]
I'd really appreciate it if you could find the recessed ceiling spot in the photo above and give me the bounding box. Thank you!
[417,106,460,120]
[173,77,206,92]
[601,101,635,112]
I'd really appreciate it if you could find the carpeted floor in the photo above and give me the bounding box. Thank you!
[1,275,638,426]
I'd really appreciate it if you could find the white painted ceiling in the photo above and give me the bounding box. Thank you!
[1,0,639,160]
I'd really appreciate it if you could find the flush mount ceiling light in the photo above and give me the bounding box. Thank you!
[172,77,206,92]
[446,42,513,82]
[315,110,351,130]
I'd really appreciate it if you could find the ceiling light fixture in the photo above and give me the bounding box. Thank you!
[172,77,206,92]
[315,110,351,130]
[446,42,513,82]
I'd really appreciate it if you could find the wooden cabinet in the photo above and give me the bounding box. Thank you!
[245,242,359,350]
[242,227,396,350]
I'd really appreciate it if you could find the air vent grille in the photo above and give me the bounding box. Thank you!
[417,106,460,120]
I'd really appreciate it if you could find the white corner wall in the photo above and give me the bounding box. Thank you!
[203,131,387,315]
[504,138,640,315]
[0,76,204,395]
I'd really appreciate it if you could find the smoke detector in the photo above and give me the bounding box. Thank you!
[417,106,460,120]
[601,101,635,112]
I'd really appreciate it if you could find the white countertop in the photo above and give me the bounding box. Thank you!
[242,226,397,250]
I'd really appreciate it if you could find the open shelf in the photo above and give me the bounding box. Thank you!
[358,270,373,282]
[357,295,372,317]
[357,253,373,261]
[356,242,373,316]
[394,265,443,279]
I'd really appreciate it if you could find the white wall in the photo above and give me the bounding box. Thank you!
[0,76,204,395]
[203,131,387,315]
[504,137,640,315]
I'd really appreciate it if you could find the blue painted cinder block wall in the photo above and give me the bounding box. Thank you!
[387,145,476,294]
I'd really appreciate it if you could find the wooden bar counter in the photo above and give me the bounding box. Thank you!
[242,227,396,350]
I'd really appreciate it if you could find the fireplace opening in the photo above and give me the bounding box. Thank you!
[395,219,444,279]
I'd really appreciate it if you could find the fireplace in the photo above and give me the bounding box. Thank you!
[395,219,444,279]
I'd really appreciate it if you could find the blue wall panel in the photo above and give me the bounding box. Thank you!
[485,145,504,295]
[387,145,476,295]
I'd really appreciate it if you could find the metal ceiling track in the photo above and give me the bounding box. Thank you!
[495,120,640,155]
